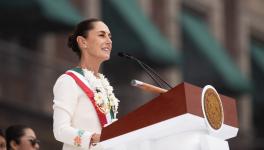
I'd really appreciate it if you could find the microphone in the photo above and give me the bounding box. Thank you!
[118,52,173,89]
[131,79,168,94]
[117,52,134,59]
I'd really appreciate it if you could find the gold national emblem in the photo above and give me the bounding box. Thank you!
[203,88,223,130]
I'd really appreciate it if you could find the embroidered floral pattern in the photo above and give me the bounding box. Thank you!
[74,130,84,147]
[83,69,119,119]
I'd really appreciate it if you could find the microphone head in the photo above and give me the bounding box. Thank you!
[117,52,126,57]
[117,52,133,59]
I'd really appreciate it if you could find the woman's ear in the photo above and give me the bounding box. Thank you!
[77,36,87,49]
[10,140,18,150]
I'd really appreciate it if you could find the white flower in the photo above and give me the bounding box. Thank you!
[106,86,113,92]
[94,92,104,105]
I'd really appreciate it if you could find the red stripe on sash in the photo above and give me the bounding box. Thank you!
[66,72,107,127]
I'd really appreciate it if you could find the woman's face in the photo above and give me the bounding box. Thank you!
[82,21,112,62]
[0,136,6,150]
[14,128,39,150]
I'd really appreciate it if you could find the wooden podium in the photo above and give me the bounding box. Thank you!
[99,82,238,150]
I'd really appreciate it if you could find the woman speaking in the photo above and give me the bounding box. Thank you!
[52,18,119,150]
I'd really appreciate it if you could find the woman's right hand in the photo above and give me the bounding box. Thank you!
[91,133,101,146]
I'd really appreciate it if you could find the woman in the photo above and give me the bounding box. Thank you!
[0,129,6,150]
[52,18,119,150]
[5,125,40,150]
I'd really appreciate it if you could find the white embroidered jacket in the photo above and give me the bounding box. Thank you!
[53,71,112,150]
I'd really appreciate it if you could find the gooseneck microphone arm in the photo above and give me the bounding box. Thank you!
[136,58,173,89]
[134,58,165,88]
[118,52,164,88]
[118,52,173,89]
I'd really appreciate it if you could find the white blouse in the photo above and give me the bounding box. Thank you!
[53,71,114,150]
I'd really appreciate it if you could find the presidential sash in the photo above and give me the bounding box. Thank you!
[65,70,107,127]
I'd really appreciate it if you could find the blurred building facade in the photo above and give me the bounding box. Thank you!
[0,0,264,149]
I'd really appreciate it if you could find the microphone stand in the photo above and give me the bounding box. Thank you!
[134,58,165,89]
[134,57,173,89]
[118,52,173,90]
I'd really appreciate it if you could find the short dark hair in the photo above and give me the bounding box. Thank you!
[0,129,4,137]
[68,18,101,58]
[5,125,29,150]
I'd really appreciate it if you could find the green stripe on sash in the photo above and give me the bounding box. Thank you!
[71,67,84,76]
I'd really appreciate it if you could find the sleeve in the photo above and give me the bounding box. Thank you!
[52,74,93,149]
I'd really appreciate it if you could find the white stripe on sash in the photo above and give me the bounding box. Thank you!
[66,70,94,92]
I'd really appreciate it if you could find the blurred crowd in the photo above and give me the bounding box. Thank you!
[0,125,39,150]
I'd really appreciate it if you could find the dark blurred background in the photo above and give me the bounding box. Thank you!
[0,0,263,149]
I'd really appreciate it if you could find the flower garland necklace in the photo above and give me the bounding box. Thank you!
[83,69,119,119]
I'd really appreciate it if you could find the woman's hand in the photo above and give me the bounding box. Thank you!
[91,133,101,146]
